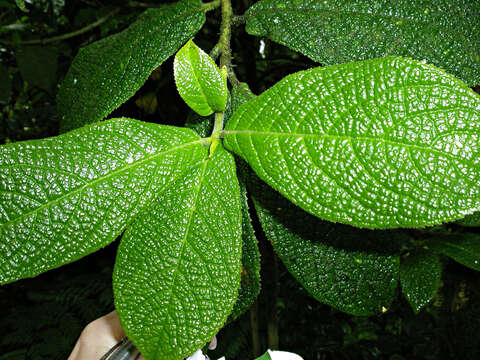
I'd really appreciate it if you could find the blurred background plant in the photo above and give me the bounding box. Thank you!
[1,1,479,359]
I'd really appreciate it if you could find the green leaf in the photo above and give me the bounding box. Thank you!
[113,145,242,360]
[229,174,261,320]
[15,0,28,12]
[185,82,255,137]
[255,352,272,360]
[184,82,259,319]
[456,212,480,227]
[400,249,442,313]
[248,168,400,315]
[16,46,58,92]
[224,57,480,229]
[57,0,207,132]
[174,40,227,116]
[245,0,480,85]
[427,233,480,271]
[0,119,207,284]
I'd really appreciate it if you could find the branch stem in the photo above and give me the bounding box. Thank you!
[219,0,233,69]
[202,0,221,12]
[1,8,119,45]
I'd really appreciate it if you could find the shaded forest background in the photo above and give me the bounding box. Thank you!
[1,1,480,359]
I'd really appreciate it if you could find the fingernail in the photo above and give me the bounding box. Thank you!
[208,335,217,350]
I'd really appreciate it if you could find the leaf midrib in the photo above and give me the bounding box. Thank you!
[223,129,471,161]
[0,139,204,229]
[152,157,209,360]
[185,45,213,114]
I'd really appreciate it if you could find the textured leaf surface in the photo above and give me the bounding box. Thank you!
[428,233,480,271]
[400,249,442,313]
[456,212,480,227]
[249,169,399,315]
[245,0,480,85]
[0,119,207,284]
[224,57,480,229]
[113,145,242,360]
[57,0,206,132]
[174,40,227,116]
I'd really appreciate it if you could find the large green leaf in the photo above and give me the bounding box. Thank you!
[113,145,242,360]
[400,249,442,313]
[0,119,207,284]
[245,0,480,85]
[57,0,207,132]
[427,233,480,271]
[224,57,480,229]
[248,167,400,315]
[174,40,227,116]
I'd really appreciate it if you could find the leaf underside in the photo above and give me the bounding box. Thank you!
[428,233,480,271]
[0,119,207,284]
[224,57,480,229]
[400,249,442,313]
[229,169,261,321]
[245,0,480,85]
[113,145,242,360]
[57,0,206,132]
[248,169,400,315]
[456,212,480,227]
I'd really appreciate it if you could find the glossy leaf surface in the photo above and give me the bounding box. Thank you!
[57,0,206,131]
[245,0,480,85]
[224,57,480,229]
[113,145,242,360]
[174,40,227,116]
[0,119,207,284]
[400,249,442,313]
[249,170,400,315]
[428,233,480,271]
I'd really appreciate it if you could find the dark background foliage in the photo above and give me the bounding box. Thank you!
[0,1,479,359]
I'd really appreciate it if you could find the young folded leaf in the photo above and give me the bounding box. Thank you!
[245,0,480,85]
[0,119,207,284]
[224,57,480,229]
[427,233,480,271]
[113,145,242,360]
[400,249,442,313]
[174,40,228,116]
[57,0,207,132]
